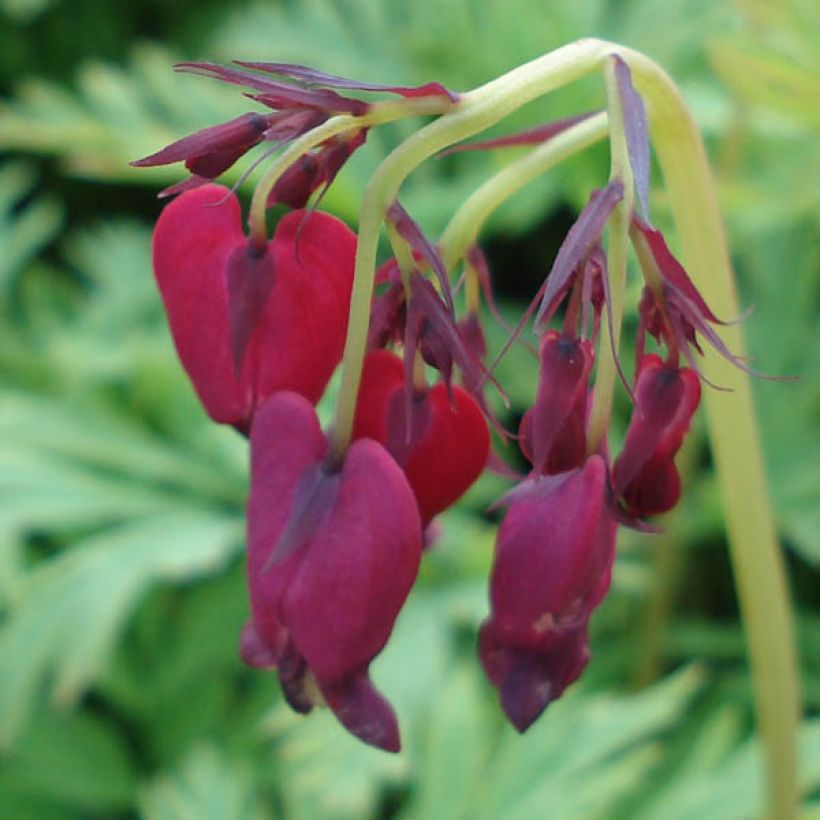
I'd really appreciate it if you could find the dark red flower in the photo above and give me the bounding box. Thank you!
[352,350,490,525]
[478,455,617,731]
[518,330,594,475]
[152,184,355,430]
[612,354,701,517]
[242,391,422,752]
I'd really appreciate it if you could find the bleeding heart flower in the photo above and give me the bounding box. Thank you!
[152,184,356,431]
[612,354,701,517]
[242,391,422,752]
[478,455,617,731]
[352,349,490,525]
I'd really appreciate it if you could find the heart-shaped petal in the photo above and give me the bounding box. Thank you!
[353,350,490,524]
[245,391,422,751]
[152,184,356,429]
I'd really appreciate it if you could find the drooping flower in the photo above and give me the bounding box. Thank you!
[478,455,617,731]
[612,354,701,517]
[242,391,422,752]
[152,184,356,431]
[518,330,595,475]
[353,349,489,525]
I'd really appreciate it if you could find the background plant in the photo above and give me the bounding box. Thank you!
[0,0,818,817]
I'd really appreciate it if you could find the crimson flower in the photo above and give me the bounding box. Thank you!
[152,184,355,431]
[242,392,422,752]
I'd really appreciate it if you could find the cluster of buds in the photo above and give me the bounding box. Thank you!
[135,52,760,750]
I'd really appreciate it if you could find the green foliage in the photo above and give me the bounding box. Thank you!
[0,0,817,817]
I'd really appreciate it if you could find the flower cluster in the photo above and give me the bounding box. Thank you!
[136,55,754,750]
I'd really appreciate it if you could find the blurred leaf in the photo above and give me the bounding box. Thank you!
[0,707,135,813]
[138,744,269,820]
[0,511,242,749]
[0,162,62,293]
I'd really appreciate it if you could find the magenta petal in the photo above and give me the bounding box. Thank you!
[152,184,248,426]
[479,456,616,731]
[239,620,280,669]
[529,331,594,474]
[320,672,402,753]
[479,622,590,733]
[152,187,356,428]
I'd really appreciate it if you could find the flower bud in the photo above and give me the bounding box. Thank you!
[519,330,594,475]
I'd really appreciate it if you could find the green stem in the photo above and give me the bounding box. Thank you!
[247,98,453,244]
[438,111,609,270]
[248,115,357,245]
[587,56,635,454]
[619,45,800,820]
[330,38,612,461]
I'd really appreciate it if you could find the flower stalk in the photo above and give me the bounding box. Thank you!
[330,39,799,817]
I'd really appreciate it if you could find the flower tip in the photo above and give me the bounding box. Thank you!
[322,674,402,753]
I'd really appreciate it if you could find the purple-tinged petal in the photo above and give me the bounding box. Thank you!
[132,112,271,170]
[611,56,650,220]
[527,331,594,475]
[175,62,369,115]
[387,200,455,314]
[489,456,615,633]
[235,60,458,102]
[612,356,701,517]
[226,241,277,377]
[535,180,624,328]
[632,218,723,322]
[479,455,617,730]
[319,671,402,753]
[479,621,590,733]
[439,112,598,155]
[158,174,210,198]
[247,393,421,750]
[240,620,280,669]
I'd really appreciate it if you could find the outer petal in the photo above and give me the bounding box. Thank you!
[401,384,489,525]
[353,351,490,524]
[281,437,422,683]
[246,392,328,651]
[152,184,248,425]
[249,209,356,407]
[612,355,701,516]
[489,456,614,640]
